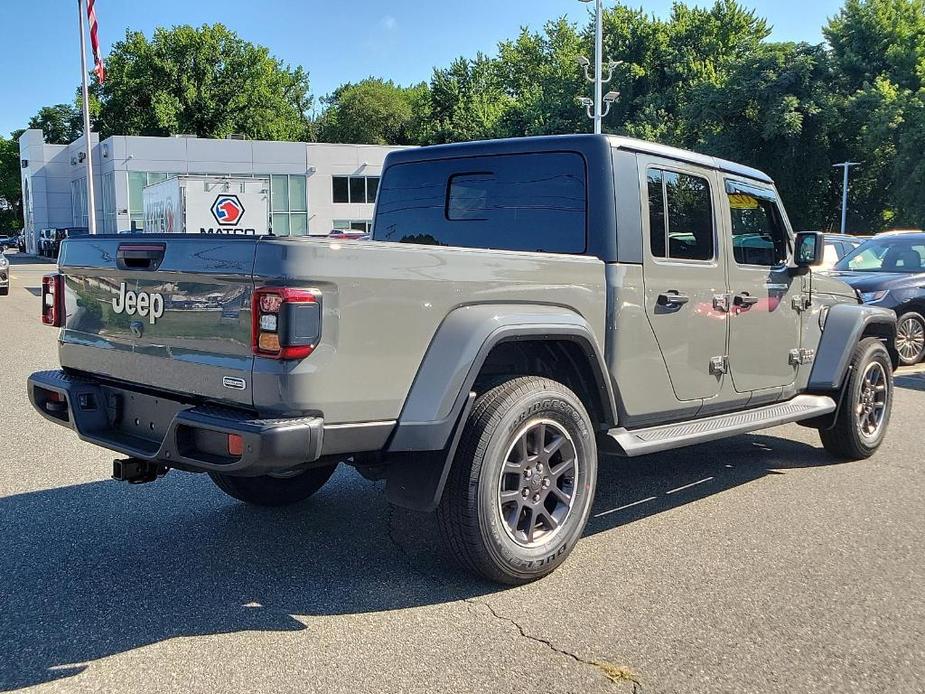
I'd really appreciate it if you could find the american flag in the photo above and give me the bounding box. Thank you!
[87,0,105,84]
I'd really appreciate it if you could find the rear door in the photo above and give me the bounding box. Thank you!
[721,179,803,393]
[640,156,728,402]
[59,236,257,406]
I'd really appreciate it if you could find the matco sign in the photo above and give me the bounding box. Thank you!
[211,195,245,227]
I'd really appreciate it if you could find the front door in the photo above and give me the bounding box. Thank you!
[640,158,728,402]
[722,179,803,393]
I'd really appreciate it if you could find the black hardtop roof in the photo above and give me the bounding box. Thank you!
[382,134,774,185]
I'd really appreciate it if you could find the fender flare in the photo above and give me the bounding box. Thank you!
[807,303,897,392]
[384,304,615,513]
[387,304,616,454]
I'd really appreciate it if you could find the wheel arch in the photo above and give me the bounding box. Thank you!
[383,304,615,513]
[387,304,616,454]
[808,303,898,392]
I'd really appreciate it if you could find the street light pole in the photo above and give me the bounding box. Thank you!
[592,0,603,134]
[577,0,621,134]
[833,162,860,234]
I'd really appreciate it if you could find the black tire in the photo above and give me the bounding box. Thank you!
[820,338,893,460]
[0,286,8,296]
[437,376,598,585]
[895,311,925,366]
[209,463,338,507]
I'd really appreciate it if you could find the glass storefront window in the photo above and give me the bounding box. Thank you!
[272,174,289,212]
[289,176,307,212]
[272,213,290,236]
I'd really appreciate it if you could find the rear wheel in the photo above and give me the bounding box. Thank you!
[437,376,598,585]
[895,312,925,366]
[820,338,893,460]
[209,463,338,507]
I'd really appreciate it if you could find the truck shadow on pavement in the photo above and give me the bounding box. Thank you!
[0,432,849,690]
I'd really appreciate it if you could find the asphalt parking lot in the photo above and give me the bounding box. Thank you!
[0,251,922,694]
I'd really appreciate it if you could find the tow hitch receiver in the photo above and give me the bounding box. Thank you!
[112,459,169,484]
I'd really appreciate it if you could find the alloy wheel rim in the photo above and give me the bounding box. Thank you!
[896,317,925,362]
[856,361,888,440]
[497,419,578,548]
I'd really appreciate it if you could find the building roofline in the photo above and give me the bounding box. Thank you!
[94,133,412,150]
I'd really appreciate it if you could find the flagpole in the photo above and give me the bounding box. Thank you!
[77,0,97,234]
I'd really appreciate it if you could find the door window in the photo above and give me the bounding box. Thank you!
[647,169,714,262]
[726,181,790,266]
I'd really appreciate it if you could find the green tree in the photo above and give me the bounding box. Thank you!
[94,23,313,141]
[493,19,587,137]
[0,135,23,230]
[317,79,427,145]
[686,42,841,229]
[826,0,925,91]
[27,104,83,145]
[427,54,515,143]
[825,0,925,230]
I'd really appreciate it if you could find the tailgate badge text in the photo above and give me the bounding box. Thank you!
[113,283,165,325]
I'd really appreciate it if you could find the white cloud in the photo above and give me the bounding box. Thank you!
[380,15,398,31]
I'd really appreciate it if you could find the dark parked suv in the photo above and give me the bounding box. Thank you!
[831,232,925,365]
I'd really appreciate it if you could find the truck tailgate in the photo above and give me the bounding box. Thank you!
[57,236,257,407]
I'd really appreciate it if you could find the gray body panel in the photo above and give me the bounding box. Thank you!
[250,238,607,422]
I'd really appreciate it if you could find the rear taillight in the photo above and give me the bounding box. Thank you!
[41,273,64,327]
[251,287,321,360]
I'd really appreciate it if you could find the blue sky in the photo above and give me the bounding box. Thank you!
[0,0,845,137]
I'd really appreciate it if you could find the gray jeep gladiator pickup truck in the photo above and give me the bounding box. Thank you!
[29,135,898,584]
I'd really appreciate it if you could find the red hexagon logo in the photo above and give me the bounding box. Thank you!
[211,194,245,226]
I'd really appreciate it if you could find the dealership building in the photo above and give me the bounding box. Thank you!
[18,128,410,239]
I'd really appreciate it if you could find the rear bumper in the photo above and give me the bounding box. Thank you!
[28,370,325,476]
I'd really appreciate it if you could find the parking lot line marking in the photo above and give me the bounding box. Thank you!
[594,496,657,518]
[665,477,714,495]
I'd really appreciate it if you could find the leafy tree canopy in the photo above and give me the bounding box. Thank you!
[93,23,313,141]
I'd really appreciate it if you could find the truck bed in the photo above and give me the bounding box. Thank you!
[56,235,607,425]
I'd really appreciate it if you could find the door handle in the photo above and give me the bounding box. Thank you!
[734,292,760,308]
[657,291,690,308]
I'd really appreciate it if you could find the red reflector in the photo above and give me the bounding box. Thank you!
[47,391,64,402]
[227,434,245,457]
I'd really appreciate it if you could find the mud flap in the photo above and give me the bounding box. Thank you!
[385,392,475,512]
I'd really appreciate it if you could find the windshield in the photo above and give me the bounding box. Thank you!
[834,237,925,273]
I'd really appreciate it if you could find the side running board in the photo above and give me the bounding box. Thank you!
[606,394,837,457]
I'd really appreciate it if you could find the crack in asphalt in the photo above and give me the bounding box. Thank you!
[383,499,642,692]
[465,599,642,693]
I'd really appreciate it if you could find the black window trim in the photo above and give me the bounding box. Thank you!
[645,163,718,267]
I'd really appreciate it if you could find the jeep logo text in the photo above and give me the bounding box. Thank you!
[112,283,165,325]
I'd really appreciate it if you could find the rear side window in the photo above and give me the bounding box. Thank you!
[647,168,714,261]
[373,152,587,254]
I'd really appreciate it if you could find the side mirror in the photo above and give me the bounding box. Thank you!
[793,231,824,269]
